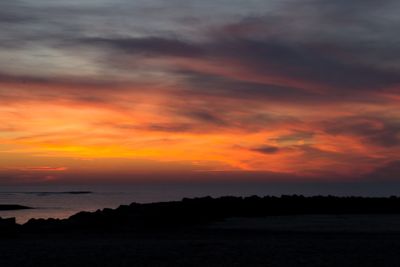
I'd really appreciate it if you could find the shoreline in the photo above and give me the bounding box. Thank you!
[3,195,400,228]
[2,196,400,266]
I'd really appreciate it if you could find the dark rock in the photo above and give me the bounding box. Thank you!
[0,217,18,235]
[12,195,400,234]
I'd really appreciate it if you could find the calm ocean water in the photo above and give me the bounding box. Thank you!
[0,183,277,223]
[0,184,219,224]
[1,182,399,223]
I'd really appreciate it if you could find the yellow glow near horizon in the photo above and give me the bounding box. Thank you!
[1,82,398,184]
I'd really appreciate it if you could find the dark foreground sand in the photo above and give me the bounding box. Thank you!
[1,215,400,267]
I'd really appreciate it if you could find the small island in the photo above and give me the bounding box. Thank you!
[0,204,33,211]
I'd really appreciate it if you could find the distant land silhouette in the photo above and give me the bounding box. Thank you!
[0,204,32,211]
[3,195,400,266]
[9,191,93,196]
[2,195,400,233]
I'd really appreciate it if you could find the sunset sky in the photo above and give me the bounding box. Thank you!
[0,0,399,184]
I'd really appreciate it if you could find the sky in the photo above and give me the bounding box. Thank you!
[0,0,399,185]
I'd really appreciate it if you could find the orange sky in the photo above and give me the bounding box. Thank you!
[0,0,399,184]
[1,80,398,183]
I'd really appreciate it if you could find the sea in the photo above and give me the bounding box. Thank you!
[1,182,399,224]
[0,183,276,224]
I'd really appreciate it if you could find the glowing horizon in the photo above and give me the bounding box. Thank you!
[0,0,399,184]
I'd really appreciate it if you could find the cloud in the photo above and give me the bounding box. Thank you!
[145,123,193,133]
[75,32,400,104]
[6,166,68,172]
[0,0,399,181]
[180,110,226,125]
[364,160,400,180]
[24,167,67,172]
[82,37,204,58]
[219,39,399,92]
[174,71,329,103]
[2,0,400,104]
[270,131,315,146]
[324,116,400,147]
[251,145,280,154]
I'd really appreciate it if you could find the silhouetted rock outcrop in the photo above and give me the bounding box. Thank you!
[13,195,400,234]
[0,217,18,235]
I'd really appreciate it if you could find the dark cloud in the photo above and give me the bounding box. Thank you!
[0,71,134,88]
[181,110,226,125]
[161,100,301,133]
[146,123,193,133]
[270,131,315,145]
[364,160,400,180]
[1,0,400,105]
[0,1,36,24]
[81,37,204,58]
[325,117,400,147]
[295,145,340,159]
[0,11,35,24]
[251,145,280,154]
[209,38,400,91]
[0,72,154,108]
[77,34,400,103]
[0,72,130,104]
[176,70,327,102]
